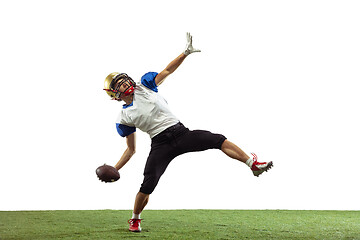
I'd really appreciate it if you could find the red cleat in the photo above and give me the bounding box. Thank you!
[250,153,273,177]
[128,219,142,232]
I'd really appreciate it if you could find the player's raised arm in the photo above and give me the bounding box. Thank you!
[155,32,201,86]
[114,132,136,170]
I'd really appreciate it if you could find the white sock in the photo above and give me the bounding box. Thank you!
[132,213,141,219]
[245,157,254,168]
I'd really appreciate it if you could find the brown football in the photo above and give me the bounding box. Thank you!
[96,164,120,183]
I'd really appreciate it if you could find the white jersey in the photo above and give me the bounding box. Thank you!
[115,72,179,138]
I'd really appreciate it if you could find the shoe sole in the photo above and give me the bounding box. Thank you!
[253,161,273,177]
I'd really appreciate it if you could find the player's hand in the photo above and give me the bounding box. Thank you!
[184,32,201,56]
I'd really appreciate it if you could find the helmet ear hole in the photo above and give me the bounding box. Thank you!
[104,72,121,99]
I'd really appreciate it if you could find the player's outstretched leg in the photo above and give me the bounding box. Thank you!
[220,140,273,177]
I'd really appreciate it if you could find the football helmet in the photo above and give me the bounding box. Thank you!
[104,72,136,101]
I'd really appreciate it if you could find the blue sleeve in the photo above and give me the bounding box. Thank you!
[116,123,136,137]
[141,72,158,92]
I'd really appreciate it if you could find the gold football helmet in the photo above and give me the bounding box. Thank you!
[104,72,136,101]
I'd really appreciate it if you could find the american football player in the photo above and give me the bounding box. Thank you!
[103,33,273,232]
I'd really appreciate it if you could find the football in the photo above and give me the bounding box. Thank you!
[96,164,120,183]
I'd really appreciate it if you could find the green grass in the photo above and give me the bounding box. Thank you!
[1,210,359,239]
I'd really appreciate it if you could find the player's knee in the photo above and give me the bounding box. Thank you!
[140,174,161,194]
[216,134,227,149]
[203,132,226,150]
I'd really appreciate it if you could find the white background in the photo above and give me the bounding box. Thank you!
[1,0,359,211]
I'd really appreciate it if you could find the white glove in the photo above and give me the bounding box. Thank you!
[184,32,201,56]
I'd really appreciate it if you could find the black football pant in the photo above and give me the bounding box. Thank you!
[139,122,226,194]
